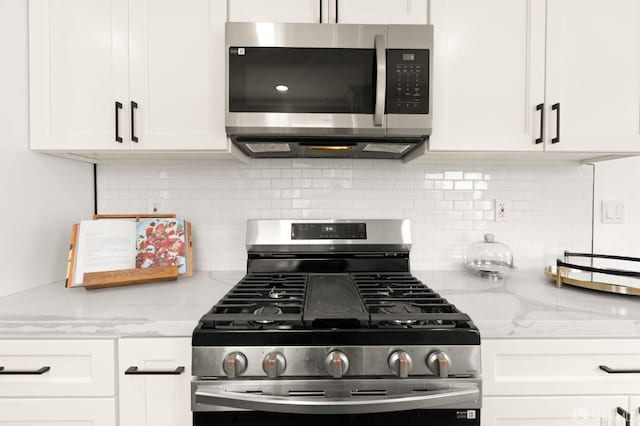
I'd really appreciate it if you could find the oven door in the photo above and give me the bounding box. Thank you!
[225,23,388,137]
[192,378,481,425]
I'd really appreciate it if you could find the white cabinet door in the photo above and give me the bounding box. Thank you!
[429,0,546,152]
[483,396,629,426]
[0,398,116,425]
[0,339,115,397]
[29,0,129,151]
[119,338,192,426]
[228,0,321,23]
[545,0,640,152]
[129,0,228,151]
[483,339,640,396]
[631,396,640,426]
[336,0,427,24]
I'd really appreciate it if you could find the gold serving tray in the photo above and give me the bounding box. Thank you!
[545,266,640,296]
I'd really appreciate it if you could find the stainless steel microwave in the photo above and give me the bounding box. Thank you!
[225,22,433,159]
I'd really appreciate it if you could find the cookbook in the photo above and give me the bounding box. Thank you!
[67,217,192,288]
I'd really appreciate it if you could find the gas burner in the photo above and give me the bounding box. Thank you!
[379,303,424,325]
[251,305,283,324]
[268,286,286,299]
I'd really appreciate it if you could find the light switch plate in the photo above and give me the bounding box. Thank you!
[601,200,625,224]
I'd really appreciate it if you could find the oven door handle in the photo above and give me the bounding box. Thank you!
[194,385,479,415]
[374,33,386,127]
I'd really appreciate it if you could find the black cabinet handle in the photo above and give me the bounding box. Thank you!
[535,103,544,144]
[0,366,50,375]
[551,102,560,144]
[599,365,640,374]
[115,101,123,143]
[131,101,139,143]
[125,366,185,375]
[617,407,631,426]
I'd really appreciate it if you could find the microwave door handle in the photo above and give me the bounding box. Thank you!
[194,386,479,415]
[374,34,386,127]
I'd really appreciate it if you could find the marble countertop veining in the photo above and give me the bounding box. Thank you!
[0,270,638,339]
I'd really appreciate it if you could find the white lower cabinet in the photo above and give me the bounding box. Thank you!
[0,339,116,397]
[482,396,628,426]
[118,337,192,426]
[482,339,640,426]
[0,339,117,425]
[0,398,116,425]
[631,397,640,426]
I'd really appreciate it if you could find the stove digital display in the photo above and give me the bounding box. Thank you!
[291,223,367,240]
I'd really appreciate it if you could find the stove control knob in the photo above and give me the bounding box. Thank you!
[222,352,247,378]
[325,351,349,378]
[388,351,413,378]
[426,351,452,378]
[262,352,286,378]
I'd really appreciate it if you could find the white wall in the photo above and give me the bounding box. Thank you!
[0,0,93,297]
[98,160,593,271]
[594,156,640,256]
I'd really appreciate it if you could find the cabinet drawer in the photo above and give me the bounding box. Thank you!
[0,339,115,397]
[0,397,116,425]
[483,339,640,396]
[119,337,191,426]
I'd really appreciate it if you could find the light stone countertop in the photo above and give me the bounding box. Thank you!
[0,270,638,339]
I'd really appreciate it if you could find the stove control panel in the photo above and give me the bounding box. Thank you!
[291,223,367,240]
[193,347,478,379]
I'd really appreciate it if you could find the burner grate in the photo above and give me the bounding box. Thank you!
[200,273,307,328]
[352,272,472,329]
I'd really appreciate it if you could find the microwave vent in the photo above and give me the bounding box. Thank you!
[362,143,411,154]
[245,143,292,153]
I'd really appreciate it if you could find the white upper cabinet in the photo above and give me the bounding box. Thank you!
[29,0,129,151]
[30,0,234,156]
[228,0,321,23]
[129,0,227,150]
[336,0,427,24]
[544,0,640,153]
[429,0,546,152]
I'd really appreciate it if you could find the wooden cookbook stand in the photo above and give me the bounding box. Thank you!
[66,214,193,290]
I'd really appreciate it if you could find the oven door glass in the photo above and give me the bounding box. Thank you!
[228,47,375,113]
[194,409,480,425]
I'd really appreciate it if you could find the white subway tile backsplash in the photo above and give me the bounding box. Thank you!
[97,160,593,272]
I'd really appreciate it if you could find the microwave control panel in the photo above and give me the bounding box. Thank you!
[385,49,429,114]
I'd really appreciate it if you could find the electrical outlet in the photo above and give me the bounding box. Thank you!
[495,199,507,221]
[148,198,163,214]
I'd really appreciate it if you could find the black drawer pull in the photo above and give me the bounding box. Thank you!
[0,366,50,375]
[617,407,630,426]
[115,101,123,143]
[535,103,544,144]
[131,101,139,143]
[125,366,185,375]
[551,102,560,144]
[599,365,640,374]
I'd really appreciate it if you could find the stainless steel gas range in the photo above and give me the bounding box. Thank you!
[191,219,481,425]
